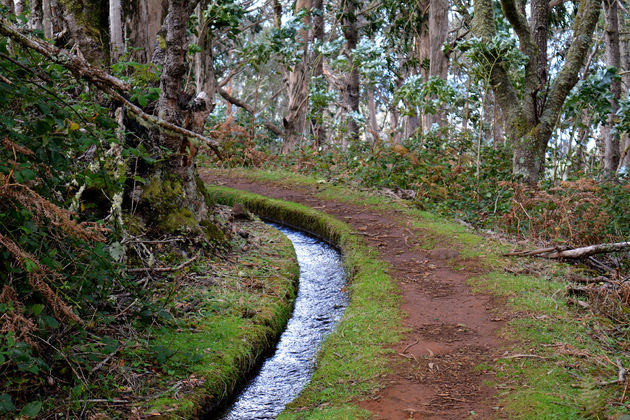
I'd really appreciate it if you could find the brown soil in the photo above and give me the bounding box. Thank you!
[201,169,505,419]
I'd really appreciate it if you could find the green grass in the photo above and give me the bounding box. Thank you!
[204,167,630,419]
[206,185,403,418]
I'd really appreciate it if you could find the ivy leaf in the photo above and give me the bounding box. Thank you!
[19,401,42,418]
[0,394,16,413]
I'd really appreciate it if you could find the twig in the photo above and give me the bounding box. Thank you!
[126,255,198,273]
[90,346,121,374]
[495,353,546,361]
[402,339,420,354]
[74,399,129,404]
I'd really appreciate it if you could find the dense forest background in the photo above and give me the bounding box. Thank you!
[1,0,630,416]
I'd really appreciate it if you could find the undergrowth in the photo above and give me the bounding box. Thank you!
[205,128,630,247]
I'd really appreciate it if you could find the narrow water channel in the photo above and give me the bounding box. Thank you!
[213,224,348,420]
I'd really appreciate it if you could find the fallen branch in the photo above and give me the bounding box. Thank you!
[90,346,122,374]
[0,18,129,92]
[219,88,284,136]
[595,359,627,387]
[126,255,198,273]
[402,339,420,354]
[495,353,546,361]
[504,241,630,259]
[102,86,222,157]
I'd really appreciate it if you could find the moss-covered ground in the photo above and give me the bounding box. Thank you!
[75,217,299,418]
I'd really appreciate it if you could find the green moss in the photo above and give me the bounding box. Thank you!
[143,175,185,207]
[159,208,196,233]
[199,219,226,242]
[196,174,216,209]
[142,175,197,233]
[122,212,145,236]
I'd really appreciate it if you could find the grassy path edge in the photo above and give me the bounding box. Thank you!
[207,185,403,419]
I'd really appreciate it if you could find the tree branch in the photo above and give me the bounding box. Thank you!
[218,88,284,136]
[0,18,222,158]
[505,241,630,259]
[540,0,601,133]
[0,18,129,92]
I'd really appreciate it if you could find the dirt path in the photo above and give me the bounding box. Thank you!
[201,170,503,419]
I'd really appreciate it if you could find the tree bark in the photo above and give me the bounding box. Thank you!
[124,0,166,64]
[109,0,124,62]
[13,0,23,15]
[341,0,360,145]
[194,2,217,107]
[367,87,380,142]
[602,0,621,175]
[29,0,43,32]
[282,0,311,153]
[42,0,52,38]
[425,0,449,130]
[57,0,109,65]
[310,0,326,148]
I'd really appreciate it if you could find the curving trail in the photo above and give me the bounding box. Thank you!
[201,169,504,419]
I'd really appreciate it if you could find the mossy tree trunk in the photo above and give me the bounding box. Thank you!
[472,0,601,183]
[281,0,312,153]
[341,0,360,145]
[136,0,214,234]
[58,0,109,65]
[602,0,621,175]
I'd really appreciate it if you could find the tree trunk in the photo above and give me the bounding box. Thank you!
[404,114,419,138]
[138,0,210,232]
[619,11,630,173]
[13,0,23,15]
[425,0,449,130]
[57,0,109,65]
[472,0,601,183]
[194,3,217,104]
[602,0,621,175]
[124,0,166,64]
[341,0,360,145]
[310,0,326,148]
[42,0,52,38]
[109,0,124,62]
[282,0,311,153]
[29,0,43,32]
[367,87,380,142]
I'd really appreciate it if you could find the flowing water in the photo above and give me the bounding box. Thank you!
[212,224,348,420]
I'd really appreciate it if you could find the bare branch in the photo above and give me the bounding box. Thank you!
[0,18,222,158]
[219,88,284,136]
[0,18,129,92]
[505,241,630,259]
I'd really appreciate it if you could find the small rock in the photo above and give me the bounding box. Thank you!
[231,203,252,220]
[427,248,459,260]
